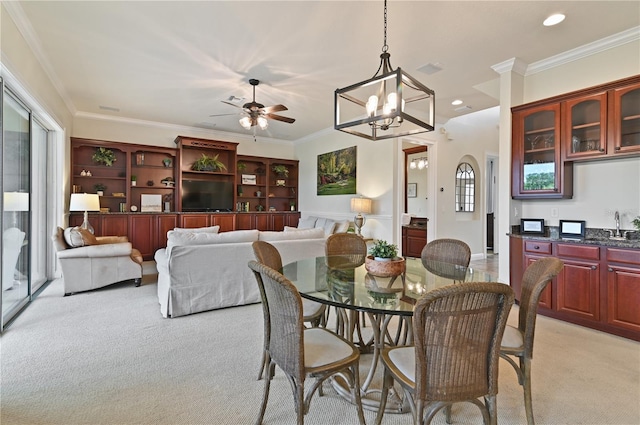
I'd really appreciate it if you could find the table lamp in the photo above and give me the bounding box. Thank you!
[4,191,29,228]
[350,197,372,236]
[69,193,100,234]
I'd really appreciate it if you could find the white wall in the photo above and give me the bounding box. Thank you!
[294,130,397,242]
[434,108,500,256]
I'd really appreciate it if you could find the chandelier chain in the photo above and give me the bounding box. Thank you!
[382,0,388,53]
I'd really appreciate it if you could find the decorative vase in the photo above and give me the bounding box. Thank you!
[365,255,406,277]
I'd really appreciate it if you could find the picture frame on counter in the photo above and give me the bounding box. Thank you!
[520,218,545,235]
[559,219,586,240]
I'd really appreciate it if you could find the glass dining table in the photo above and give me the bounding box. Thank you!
[281,255,498,413]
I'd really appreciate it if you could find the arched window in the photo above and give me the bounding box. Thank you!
[455,162,475,212]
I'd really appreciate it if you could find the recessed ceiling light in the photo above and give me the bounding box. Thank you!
[543,13,565,26]
[451,99,463,106]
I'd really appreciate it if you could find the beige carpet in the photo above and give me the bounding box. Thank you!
[1,274,639,425]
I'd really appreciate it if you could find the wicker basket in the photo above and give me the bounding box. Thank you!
[365,255,406,277]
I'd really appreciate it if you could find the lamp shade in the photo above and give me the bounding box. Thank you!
[350,197,372,214]
[3,192,29,211]
[69,193,100,212]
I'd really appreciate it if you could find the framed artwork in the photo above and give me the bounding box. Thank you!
[317,146,357,195]
[520,218,545,235]
[140,194,162,212]
[407,183,417,198]
[241,174,257,185]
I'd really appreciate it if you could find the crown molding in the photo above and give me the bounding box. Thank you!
[491,58,528,76]
[526,26,640,75]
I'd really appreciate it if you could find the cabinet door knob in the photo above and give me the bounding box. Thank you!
[591,265,597,270]
[599,148,605,152]
[615,146,621,151]
[608,267,613,272]
[534,245,540,250]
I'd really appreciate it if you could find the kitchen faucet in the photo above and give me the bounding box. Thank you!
[614,211,621,237]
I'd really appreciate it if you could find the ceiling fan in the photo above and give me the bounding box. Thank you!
[211,79,295,131]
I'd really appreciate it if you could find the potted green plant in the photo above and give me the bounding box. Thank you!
[633,216,640,231]
[191,153,227,172]
[94,183,106,196]
[272,164,289,177]
[131,175,137,186]
[369,240,398,261]
[92,147,117,166]
[237,162,247,172]
[366,240,405,277]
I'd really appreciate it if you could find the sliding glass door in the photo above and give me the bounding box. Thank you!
[2,85,31,326]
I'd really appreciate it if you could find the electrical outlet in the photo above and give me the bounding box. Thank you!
[514,207,518,217]
[551,208,559,218]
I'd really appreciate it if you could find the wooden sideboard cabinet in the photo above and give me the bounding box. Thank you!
[402,217,429,258]
[510,236,640,341]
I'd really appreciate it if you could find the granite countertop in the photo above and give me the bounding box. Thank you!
[509,225,640,249]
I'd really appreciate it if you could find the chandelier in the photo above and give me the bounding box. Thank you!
[334,0,435,141]
[409,156,429,170]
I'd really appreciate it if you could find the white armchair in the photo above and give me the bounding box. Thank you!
[52,227,143,296]
[3,227,26,291]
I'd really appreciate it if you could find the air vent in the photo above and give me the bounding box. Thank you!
[417,62,443,75]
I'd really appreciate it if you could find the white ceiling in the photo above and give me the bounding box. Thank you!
[8,1,640,141]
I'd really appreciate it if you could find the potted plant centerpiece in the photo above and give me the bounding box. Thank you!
[92,147,116,166]
[131,175,137,186]
[365,240,405,277]
[191,153,227,172]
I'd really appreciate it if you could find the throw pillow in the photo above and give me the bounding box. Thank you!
[259,228,325,241]
[298,217,317,229]
[63,227,97,248]
[333,220,350,234]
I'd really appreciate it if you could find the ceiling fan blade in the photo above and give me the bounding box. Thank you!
[209,112,240,117]
[262,104,288,114]
[267,113,295,124]
[221,100,243,109]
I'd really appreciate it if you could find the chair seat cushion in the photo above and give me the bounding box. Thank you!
[387,346,415,383]
[303,328,354,368]
[501,325,524,350]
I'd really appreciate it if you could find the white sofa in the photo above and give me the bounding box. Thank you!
[154,227,330,318]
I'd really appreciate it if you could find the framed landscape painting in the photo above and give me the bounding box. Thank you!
[317,146,357,195]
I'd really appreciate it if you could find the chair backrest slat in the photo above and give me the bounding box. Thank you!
[421,238,471,268]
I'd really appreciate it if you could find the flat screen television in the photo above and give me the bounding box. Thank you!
[181,180,234,212]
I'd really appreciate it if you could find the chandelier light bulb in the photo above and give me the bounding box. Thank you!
[387,92,398,112]
[366,95,378,116]
[409,160,417,169]
[417,158,426,169]
[239,116,252,129]
[257,116,268,130]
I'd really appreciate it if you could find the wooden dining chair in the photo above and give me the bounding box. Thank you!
[500,257,564,425]
[375,281,514,425]
[248,260,366,425]
[420,238,471,268]
[251,241,325,381]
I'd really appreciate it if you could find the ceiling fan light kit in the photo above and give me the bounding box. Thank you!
[334,0,435,141]
[218,78,295,133]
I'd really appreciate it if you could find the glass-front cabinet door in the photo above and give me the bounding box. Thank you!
[563,92,607,160]
[612,82,640,154]
[512,103,572,199]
